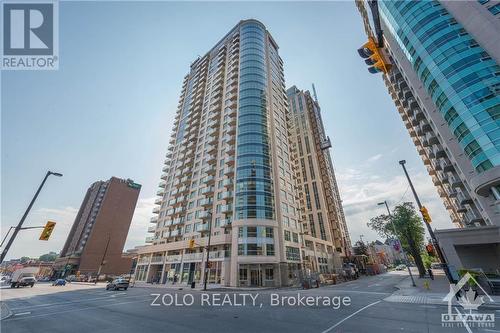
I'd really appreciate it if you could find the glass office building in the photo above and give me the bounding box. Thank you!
[357,0,500,273]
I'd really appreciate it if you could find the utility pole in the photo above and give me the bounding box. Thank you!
[377,200,416,287]
[399,160,454,283]
[0,171,63,263]
[203,212,213,291]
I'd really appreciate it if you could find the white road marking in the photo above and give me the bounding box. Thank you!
[6,298,150,321]
[321,289,390,296]
[9,293,136,310]
[320,300,381,333]
[13,312,31,316]
[482,330,500,333]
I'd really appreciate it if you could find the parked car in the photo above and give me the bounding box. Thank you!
[106,278,129,291]
[395,264,407,271]
[52,279,67,286]
[38,276,51,282]
[10,267,38,288]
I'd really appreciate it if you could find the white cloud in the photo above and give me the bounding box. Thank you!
[124,196,156,250]
[336,165,454,245]
[366,153,383,163]
[4,206,78,260]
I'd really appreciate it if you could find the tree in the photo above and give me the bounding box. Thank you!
[353,240,368,256]
[39,251,58,262]
[368,202,426,277]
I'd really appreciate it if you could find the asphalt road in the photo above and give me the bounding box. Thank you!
[1,271,498,333]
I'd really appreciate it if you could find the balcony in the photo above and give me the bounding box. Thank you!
[201,186,214,195]
[147,226,156,233]
[196,223,210,232]
[219,191,233,200]
[165,254,182,263]
[219,218,232,227]
[183,252,203,261]
[222,178,233,187]
[224,167,235,176]
[203,176,215,184]
[220,204,233,213]
[150,216,158,224]
[158,180,167,188]
[198,210,212,219]
[145,236,154,243]
[225,156,235,165]
[150,256,165,264]
[152,206,160,214]
[157,188,165,196]
[199,198,213,207]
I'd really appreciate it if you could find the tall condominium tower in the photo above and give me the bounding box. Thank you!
[136,20,305,287]
[54,177,141,277]
[136,20,301,286]
[356,0,500,272]
[287,86,351,273]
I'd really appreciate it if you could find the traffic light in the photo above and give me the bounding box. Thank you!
[188,239,195,249]
[357,37,391,74]
[420,206,432,224]
[39,221,56,241]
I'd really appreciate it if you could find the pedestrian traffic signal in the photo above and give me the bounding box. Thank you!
[39,221,56,241]
[188,239,195,249]
[426,244,435,256]
[420,206,432,224]
[357,37,391,74]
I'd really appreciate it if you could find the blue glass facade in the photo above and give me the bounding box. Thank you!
[379,0,500,172]
[234,22,275,220]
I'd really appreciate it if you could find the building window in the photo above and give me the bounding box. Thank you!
[284,230,291,241]
[312,182,321,209]
[265,268,274,280]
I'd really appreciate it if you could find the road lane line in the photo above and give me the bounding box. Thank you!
[13,312,31,316]
[320,300,381,333]
[8,294,138,310]
[6,298,150,321]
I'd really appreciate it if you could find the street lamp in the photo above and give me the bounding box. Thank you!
[377,200,416,287]
[0,171,63,263]
[398,160,453,283]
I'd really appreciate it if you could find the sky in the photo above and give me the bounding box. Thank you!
[1,1,455,260]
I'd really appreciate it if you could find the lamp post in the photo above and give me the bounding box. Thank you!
[203,212,213,291]
[377,200,416,287]
[398,160,453,283]
[0,171,63,263]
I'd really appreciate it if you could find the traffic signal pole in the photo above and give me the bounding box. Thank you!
[203,213,213,291]
[0,171,62,263]
[398,161,454,283]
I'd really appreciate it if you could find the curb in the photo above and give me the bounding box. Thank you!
[0,302,13,321]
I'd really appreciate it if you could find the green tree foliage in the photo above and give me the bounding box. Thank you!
[353,240,368,256]
[39,251,58,262]
[368,202,427,277]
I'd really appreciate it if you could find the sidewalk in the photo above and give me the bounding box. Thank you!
[385,269,500,309]
[132,282,281,291]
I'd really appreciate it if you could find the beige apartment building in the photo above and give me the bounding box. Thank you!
[135,20,351,287]
[287,86,351,273]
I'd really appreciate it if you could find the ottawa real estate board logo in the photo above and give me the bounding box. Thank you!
[442,272,495,330]
[1,0,58,70]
